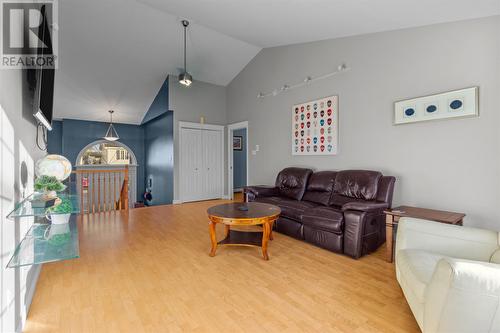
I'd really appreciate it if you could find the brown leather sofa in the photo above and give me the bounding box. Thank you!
[244,168,395,258]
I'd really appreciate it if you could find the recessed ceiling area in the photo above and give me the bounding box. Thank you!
[139,0,500,47]
[54,0,260,124]
[54,0,500,124]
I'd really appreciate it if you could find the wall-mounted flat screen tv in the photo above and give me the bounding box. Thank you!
[32,4,55,131]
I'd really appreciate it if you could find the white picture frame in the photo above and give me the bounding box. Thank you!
[394,87,478,125]
[292,95,338,155]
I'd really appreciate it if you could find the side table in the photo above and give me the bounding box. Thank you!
[385,205,465,263]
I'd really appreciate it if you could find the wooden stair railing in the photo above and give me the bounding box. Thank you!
[72,166,129,214]
[116,170,129,210]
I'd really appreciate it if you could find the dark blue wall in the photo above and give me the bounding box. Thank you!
[48,119,146,202]
[143,111,173,205]
[233,128,247,189]
[47,120,63,154]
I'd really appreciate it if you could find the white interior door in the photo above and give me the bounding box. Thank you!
[180,127,203,202]
[180,124,224,203]
[203,129,223,199]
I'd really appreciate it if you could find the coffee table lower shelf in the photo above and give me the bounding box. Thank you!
[218,230,263,247]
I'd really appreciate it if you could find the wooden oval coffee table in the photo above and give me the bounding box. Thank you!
[207,202,281,260]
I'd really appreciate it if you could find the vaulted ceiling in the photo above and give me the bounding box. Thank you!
[54,0,499,124]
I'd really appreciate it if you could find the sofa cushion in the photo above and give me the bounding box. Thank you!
[397,249,446,303]
[255,196,283,206]
[275,167,313,200]
[301,207,344,233]
[256,196,317,221]
[329,194,366,209]
[302,171,337,206]
[333,170,382,200]
[280,201,318,221]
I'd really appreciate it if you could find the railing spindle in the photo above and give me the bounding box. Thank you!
[92,173,95,214]
[86,172,90,214]
[79,173,83,215]
[124,166,129,210]
[98,173,101,212]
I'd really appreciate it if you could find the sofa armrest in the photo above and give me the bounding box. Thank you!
[243,186,278,202]
[395,217,498,262]
[424,258,500,333]
[343,210,385,258]
[341,201,388,212]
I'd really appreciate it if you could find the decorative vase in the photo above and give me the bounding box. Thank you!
[35,155,72,181]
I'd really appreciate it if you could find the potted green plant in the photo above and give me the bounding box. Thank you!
[34,175,66,199]
[46,198,73,224]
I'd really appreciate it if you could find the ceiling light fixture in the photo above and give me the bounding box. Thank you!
[103,110,119,141]
[178,20,192,87]
[257,63,351,99]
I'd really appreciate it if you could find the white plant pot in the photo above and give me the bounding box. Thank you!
[44,190,58,199]
[44,223,70,238]
[47,213,71,225]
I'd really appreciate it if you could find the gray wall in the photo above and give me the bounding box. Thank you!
[169,76,227,201]
[226,16,500,230]
[0,69,45,332]
[233,128,247,189]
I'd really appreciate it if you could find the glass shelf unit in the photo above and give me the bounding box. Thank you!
[7,216,79,268]
[7,193,80,219]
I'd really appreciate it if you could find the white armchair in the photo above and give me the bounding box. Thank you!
[395,217,500,333]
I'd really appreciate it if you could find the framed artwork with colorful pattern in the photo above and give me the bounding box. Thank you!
[292,95,338,155]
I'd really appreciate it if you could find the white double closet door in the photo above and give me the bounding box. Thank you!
[180,125,223,202]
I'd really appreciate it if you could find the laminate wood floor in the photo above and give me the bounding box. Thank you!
[25,199,419,333]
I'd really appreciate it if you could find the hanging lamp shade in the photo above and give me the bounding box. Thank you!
[179,20,192,87]
[178,72,192,87]
[103,110,119,141]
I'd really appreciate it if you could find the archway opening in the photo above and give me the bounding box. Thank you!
[76,140,137,166]
[75,140,138,209]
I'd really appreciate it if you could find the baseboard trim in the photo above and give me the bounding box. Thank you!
[172,200,183,204]
[222,195,231,200]
[16,264,41,333]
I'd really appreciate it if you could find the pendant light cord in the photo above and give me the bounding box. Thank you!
[183,21,187,73]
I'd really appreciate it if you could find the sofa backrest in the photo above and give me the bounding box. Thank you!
[275,167,313,200]
[333,170,382,200]
[302,171,337,205]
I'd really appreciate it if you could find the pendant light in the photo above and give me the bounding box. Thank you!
[103,110,119,141]
[178,20,192,87]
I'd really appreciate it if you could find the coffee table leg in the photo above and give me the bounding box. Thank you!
[209,221,218,257]
[262,222,270,260]
[269,221,274,241]
[224,224,230,238]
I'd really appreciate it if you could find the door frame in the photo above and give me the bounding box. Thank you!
[227,121,249,200]
[178,121,225,203]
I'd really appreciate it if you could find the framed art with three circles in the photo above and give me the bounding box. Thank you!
[394,87,478,125]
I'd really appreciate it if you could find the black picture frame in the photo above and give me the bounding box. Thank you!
[233,136,243,151]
